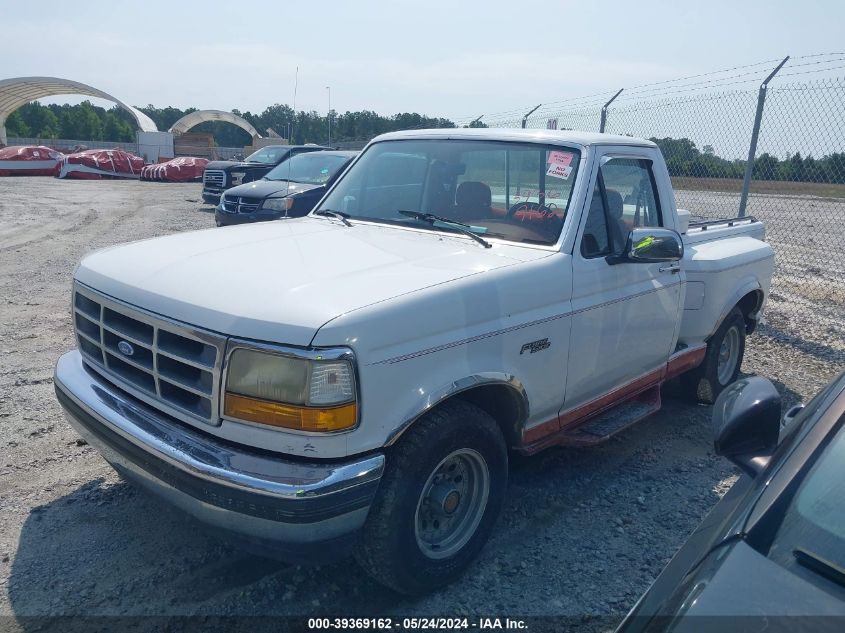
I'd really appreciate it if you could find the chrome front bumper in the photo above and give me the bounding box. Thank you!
[54,350,384,555]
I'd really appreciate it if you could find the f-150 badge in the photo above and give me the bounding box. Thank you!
[520,338,550,355]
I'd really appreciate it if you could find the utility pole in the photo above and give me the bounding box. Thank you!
[290,66,299,145]
[326,86,331,146]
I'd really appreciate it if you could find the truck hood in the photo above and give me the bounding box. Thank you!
[223,179,321,200]
[75,217,541,346]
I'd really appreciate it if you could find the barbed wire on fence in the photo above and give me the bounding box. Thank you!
[452,59,845,366]
[452,52,845,124]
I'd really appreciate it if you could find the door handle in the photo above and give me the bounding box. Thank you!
[659,264,681,274]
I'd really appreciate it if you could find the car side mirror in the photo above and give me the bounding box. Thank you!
[607,228,683,265]
[713,377,782,477]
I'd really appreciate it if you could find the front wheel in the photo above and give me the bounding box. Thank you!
[682,306,746,404]
[355,400,507,595]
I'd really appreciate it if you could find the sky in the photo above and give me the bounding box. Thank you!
[1,0,843,123]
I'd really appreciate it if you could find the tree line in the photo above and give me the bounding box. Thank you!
[650,137,845,185]
[5,102,843,184]
[143,103,457,146]
[5,100,456,147]
[5,101,137,143]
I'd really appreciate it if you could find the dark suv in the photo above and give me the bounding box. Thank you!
[215,151,357,226]
[201,144,330,204]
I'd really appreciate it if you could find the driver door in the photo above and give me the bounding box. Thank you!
[564,149,682,415]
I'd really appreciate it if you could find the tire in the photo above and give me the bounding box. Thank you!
[682,306,746,404]
[355,400,508,595]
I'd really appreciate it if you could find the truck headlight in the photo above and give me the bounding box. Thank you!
[261,197,294,212]
[230,171,245,185]
[223,347,357,432]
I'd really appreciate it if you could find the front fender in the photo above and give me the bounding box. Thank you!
[385,373,530,447]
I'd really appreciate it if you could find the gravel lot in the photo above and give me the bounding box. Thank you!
[0,177,841,630]
[676,188,845,364]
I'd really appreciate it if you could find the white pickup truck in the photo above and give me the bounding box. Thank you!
[55,129,773,594]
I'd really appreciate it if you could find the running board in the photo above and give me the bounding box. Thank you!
[554,386,662,447]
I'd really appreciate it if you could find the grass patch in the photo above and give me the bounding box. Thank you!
[671,177,845,199]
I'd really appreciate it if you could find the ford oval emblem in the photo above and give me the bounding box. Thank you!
[117,340,135,357]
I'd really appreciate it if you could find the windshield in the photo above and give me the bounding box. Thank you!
[265,153,350,184]
[315,139,581,245]
[244,147,288,164]
[767,411,845,591]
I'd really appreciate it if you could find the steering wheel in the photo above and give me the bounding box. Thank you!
[507,201,556,220]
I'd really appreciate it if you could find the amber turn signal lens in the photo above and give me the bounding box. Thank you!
[224,392,357,432]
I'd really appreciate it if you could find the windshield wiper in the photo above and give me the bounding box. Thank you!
[398,210,492,249]
[794,547,845,588]
[314,209,352,227]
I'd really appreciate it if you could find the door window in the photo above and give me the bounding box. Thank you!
[580,158,662,258]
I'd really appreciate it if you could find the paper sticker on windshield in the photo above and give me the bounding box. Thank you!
[547,151,573,167]
[546,163,573,180]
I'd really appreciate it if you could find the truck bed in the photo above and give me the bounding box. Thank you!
[679,214,774,345]
[684,215,765,244]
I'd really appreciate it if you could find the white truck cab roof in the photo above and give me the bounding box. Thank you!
[372,127,658,148]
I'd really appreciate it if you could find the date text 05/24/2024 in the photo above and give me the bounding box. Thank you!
[307,618,528,630]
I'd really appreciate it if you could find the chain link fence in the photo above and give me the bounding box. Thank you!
[474,64,844,368]
[7,136,140,154]
[748,78,845,364]
[4,58,842,367]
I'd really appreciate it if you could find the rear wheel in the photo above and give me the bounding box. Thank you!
[682,306,746,404]
[355,400,507,595]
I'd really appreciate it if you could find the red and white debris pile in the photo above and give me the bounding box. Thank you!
[140,156,208,182]
[55,148,146,180]
[0,145,65,176]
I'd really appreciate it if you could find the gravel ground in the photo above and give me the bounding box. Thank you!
[676,188,845,365]
[0,177,841,631]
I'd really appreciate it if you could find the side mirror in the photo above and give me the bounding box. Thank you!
[607,228,684,265]
[713,377,782,477]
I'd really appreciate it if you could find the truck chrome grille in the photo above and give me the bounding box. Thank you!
[223,196,261,214]
[72,283,225,426]
[203,169,226,188]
